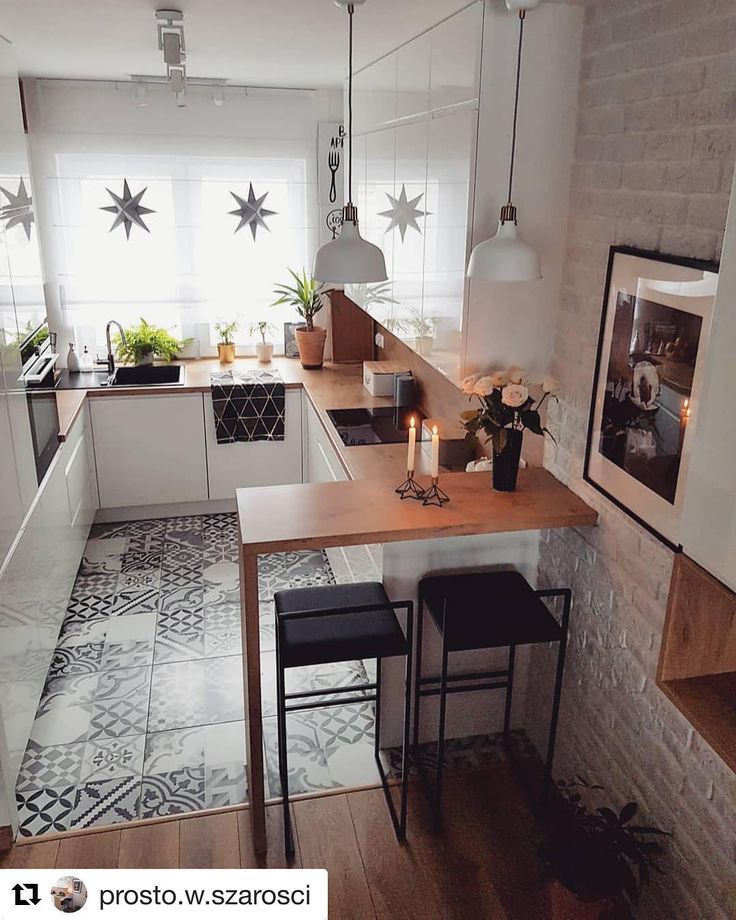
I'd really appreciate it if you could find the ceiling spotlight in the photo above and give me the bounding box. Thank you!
[156,9,187,96]
[168,66,185,95]
[212,86,225,107]
[134,83,148,107]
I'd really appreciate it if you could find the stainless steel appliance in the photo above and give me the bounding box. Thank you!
[18,321,61,483]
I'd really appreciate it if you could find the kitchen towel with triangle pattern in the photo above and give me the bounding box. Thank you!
[210,369,285,444]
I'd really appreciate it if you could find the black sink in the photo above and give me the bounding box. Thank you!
[112,365,185,386]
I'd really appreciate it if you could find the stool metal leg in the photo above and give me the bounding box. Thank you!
[545,591,571,781]
[412,594,424,759]
[275,642,293,859]
[399,600,414,837]
[503,644,516,738]
[434,601,449,821]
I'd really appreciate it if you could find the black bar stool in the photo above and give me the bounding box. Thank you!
[274,581,414,858]
[413,570,571,816]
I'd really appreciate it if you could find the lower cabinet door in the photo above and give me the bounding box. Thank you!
[205,389,303,499]
[91,394,209,508]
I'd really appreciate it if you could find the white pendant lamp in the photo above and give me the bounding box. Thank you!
[313,0,387,284]
[467,3,541,283]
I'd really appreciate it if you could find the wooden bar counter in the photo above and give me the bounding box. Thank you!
[237,466,597,854]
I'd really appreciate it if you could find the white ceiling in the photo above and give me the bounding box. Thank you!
[0,0,470,88]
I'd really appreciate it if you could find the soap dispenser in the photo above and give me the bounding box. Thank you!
[66,343,80,373]
[79,345,94,373]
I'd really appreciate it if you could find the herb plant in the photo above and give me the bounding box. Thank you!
[113,318,190,364]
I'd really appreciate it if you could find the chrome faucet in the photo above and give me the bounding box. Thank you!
[99,320,126,378]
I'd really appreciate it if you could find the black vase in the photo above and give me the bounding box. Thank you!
[492,429,523,492]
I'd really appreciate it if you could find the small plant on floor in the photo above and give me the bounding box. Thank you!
[538,776,670,918]
[113,318,191,365]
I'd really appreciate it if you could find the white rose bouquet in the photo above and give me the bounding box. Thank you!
[459,368,558,453]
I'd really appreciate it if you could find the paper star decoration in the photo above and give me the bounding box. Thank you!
[101,179,156,239]
[0,177,34,241]
[229,184,277,241]
[378,184,429,242]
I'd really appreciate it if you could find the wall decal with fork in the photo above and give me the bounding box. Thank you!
[318,122,345,243]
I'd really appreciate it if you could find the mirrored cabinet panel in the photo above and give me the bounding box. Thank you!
[347,1,482,384]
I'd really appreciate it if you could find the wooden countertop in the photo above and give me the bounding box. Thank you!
[55,357,438,479]
[237,468,598,555]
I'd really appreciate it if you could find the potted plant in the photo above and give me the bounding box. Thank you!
[272,268,329,370]
[459,368,558,492]
[539,778,670,920]
[113,318,190,366]
[214,319,239,364]
[249,321,276,363]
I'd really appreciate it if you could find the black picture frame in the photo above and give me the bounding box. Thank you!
[583,245,719,550]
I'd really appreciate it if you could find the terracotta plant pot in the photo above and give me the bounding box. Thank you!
[255,342,274,363]
[549,881,611,920]
[295,325,327,370]
[217,343,235,364]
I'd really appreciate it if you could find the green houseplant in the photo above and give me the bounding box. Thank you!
[539,778,670,920]
[113,318,190,366]
[214,319,239,364]
[248,320,276,364]
[272,268,329,369]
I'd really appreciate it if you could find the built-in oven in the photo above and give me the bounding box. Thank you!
[19,321,61,484]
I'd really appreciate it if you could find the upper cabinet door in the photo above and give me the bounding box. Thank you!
[0,43,41,516]
[346,1,483,385]
[680,173,736,591]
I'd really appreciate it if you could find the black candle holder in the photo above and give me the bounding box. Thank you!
[395,471,425,500]
[422,477,449,507]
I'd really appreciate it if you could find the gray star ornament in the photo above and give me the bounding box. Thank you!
[378,183,430,242]
[101,179,156,239]
[0,177,34,241]
[229,183,277,241]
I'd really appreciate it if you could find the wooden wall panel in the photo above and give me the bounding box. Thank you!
[658,553,736,681]
[329,290,375,364]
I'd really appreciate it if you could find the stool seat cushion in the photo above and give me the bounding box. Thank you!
[274,581,407,669]
[419,571,563,652]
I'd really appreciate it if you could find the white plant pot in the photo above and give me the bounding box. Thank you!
[256,342,274,363]
[136,350,154,366]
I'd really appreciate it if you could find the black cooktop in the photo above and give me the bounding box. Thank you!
[327,406,426,447]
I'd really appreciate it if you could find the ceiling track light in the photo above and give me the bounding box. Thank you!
[466,0,542,283]
[155,9,187,97]
[313,0,387,285]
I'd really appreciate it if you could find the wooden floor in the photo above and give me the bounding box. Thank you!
[1,760,550,920]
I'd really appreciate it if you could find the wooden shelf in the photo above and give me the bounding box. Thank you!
[658,673,736,773]
[657,554,736,773]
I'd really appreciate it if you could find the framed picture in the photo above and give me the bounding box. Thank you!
[283,322,299,358]
[584,246,719,548]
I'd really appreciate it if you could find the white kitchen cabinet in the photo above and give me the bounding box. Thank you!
[0,406,96,811]
[304,397,349,484]
[680,171,736,590]
[90,394,208,508]
[204,389,303,499]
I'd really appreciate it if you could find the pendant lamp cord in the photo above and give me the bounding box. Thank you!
[507,11,525,205]
[347,3,354,209]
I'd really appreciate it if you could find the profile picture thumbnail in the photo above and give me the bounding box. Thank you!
[51,877,88,913]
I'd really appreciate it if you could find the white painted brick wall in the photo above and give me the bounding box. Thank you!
[525,1,736,916]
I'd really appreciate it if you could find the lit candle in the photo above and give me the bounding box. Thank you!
[431,425,440,478]
[681,397,690,419]
[407,416,417,474]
